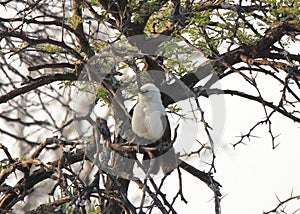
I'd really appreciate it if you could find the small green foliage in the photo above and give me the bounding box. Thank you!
[288,20,298,25]
[140,71,153,85]
[167,104,186,118]
[68,15,83,29]
[96,86,111,105]
[235,26,261,45]
[117,62,129,71]
[89,0,99,6]
[162,41,196,77]
[261,0,300,22]
[0,158,9,173]
[90,40,110,52]
[37,44,64,56]
[58,81,74,89]
[167,104,182,114]
[145,1,172,33]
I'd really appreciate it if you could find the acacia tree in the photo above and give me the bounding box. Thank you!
[0,0,299,213]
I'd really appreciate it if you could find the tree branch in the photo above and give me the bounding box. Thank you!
[0,73,77,104]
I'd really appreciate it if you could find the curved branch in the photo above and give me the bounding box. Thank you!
[0,149,85,209]
[0,73,77,104]
[0,31,84,60]
[197,88,300,123]
[28,62,75,71]
[264,195,300,214]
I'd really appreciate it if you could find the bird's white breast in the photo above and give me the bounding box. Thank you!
[132,101,166,141]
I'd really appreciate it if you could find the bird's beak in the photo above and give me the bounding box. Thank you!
[138,89,145,94]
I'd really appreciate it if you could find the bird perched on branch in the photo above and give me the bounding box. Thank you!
[132,83,177,175]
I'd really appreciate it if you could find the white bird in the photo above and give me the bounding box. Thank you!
[132,83,177,175]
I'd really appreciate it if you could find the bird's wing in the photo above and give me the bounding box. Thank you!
[143,113,177,175]
[159,114,177,175]
[160,114,171,143]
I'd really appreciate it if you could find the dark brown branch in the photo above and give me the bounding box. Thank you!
[194,88,300,124]
[0,149,85,209]
[148,178,177,213]
[0,127,38,145]
[0,31,84,60]
[72,0,94,58]
[28,63,75,71]
[193,3,268,13]
[220,89,300,123]
[179,161,221,195]
[0,73,77,104]
[132,179,169,214]
[0,114,50,126]
[264,195,300,214]
[0,144,15,164]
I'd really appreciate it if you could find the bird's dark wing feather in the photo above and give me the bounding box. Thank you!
[143,114,177,175]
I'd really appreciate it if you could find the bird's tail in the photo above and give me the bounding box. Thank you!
[143,148,178,176]
[161,148,178,175]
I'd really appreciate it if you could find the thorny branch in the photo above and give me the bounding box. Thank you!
[264,194,300,214]
[0,0,299,213]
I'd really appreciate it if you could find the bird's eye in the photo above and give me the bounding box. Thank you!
[139,89,147,94]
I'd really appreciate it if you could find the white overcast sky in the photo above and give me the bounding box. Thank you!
[170,71,300,213]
